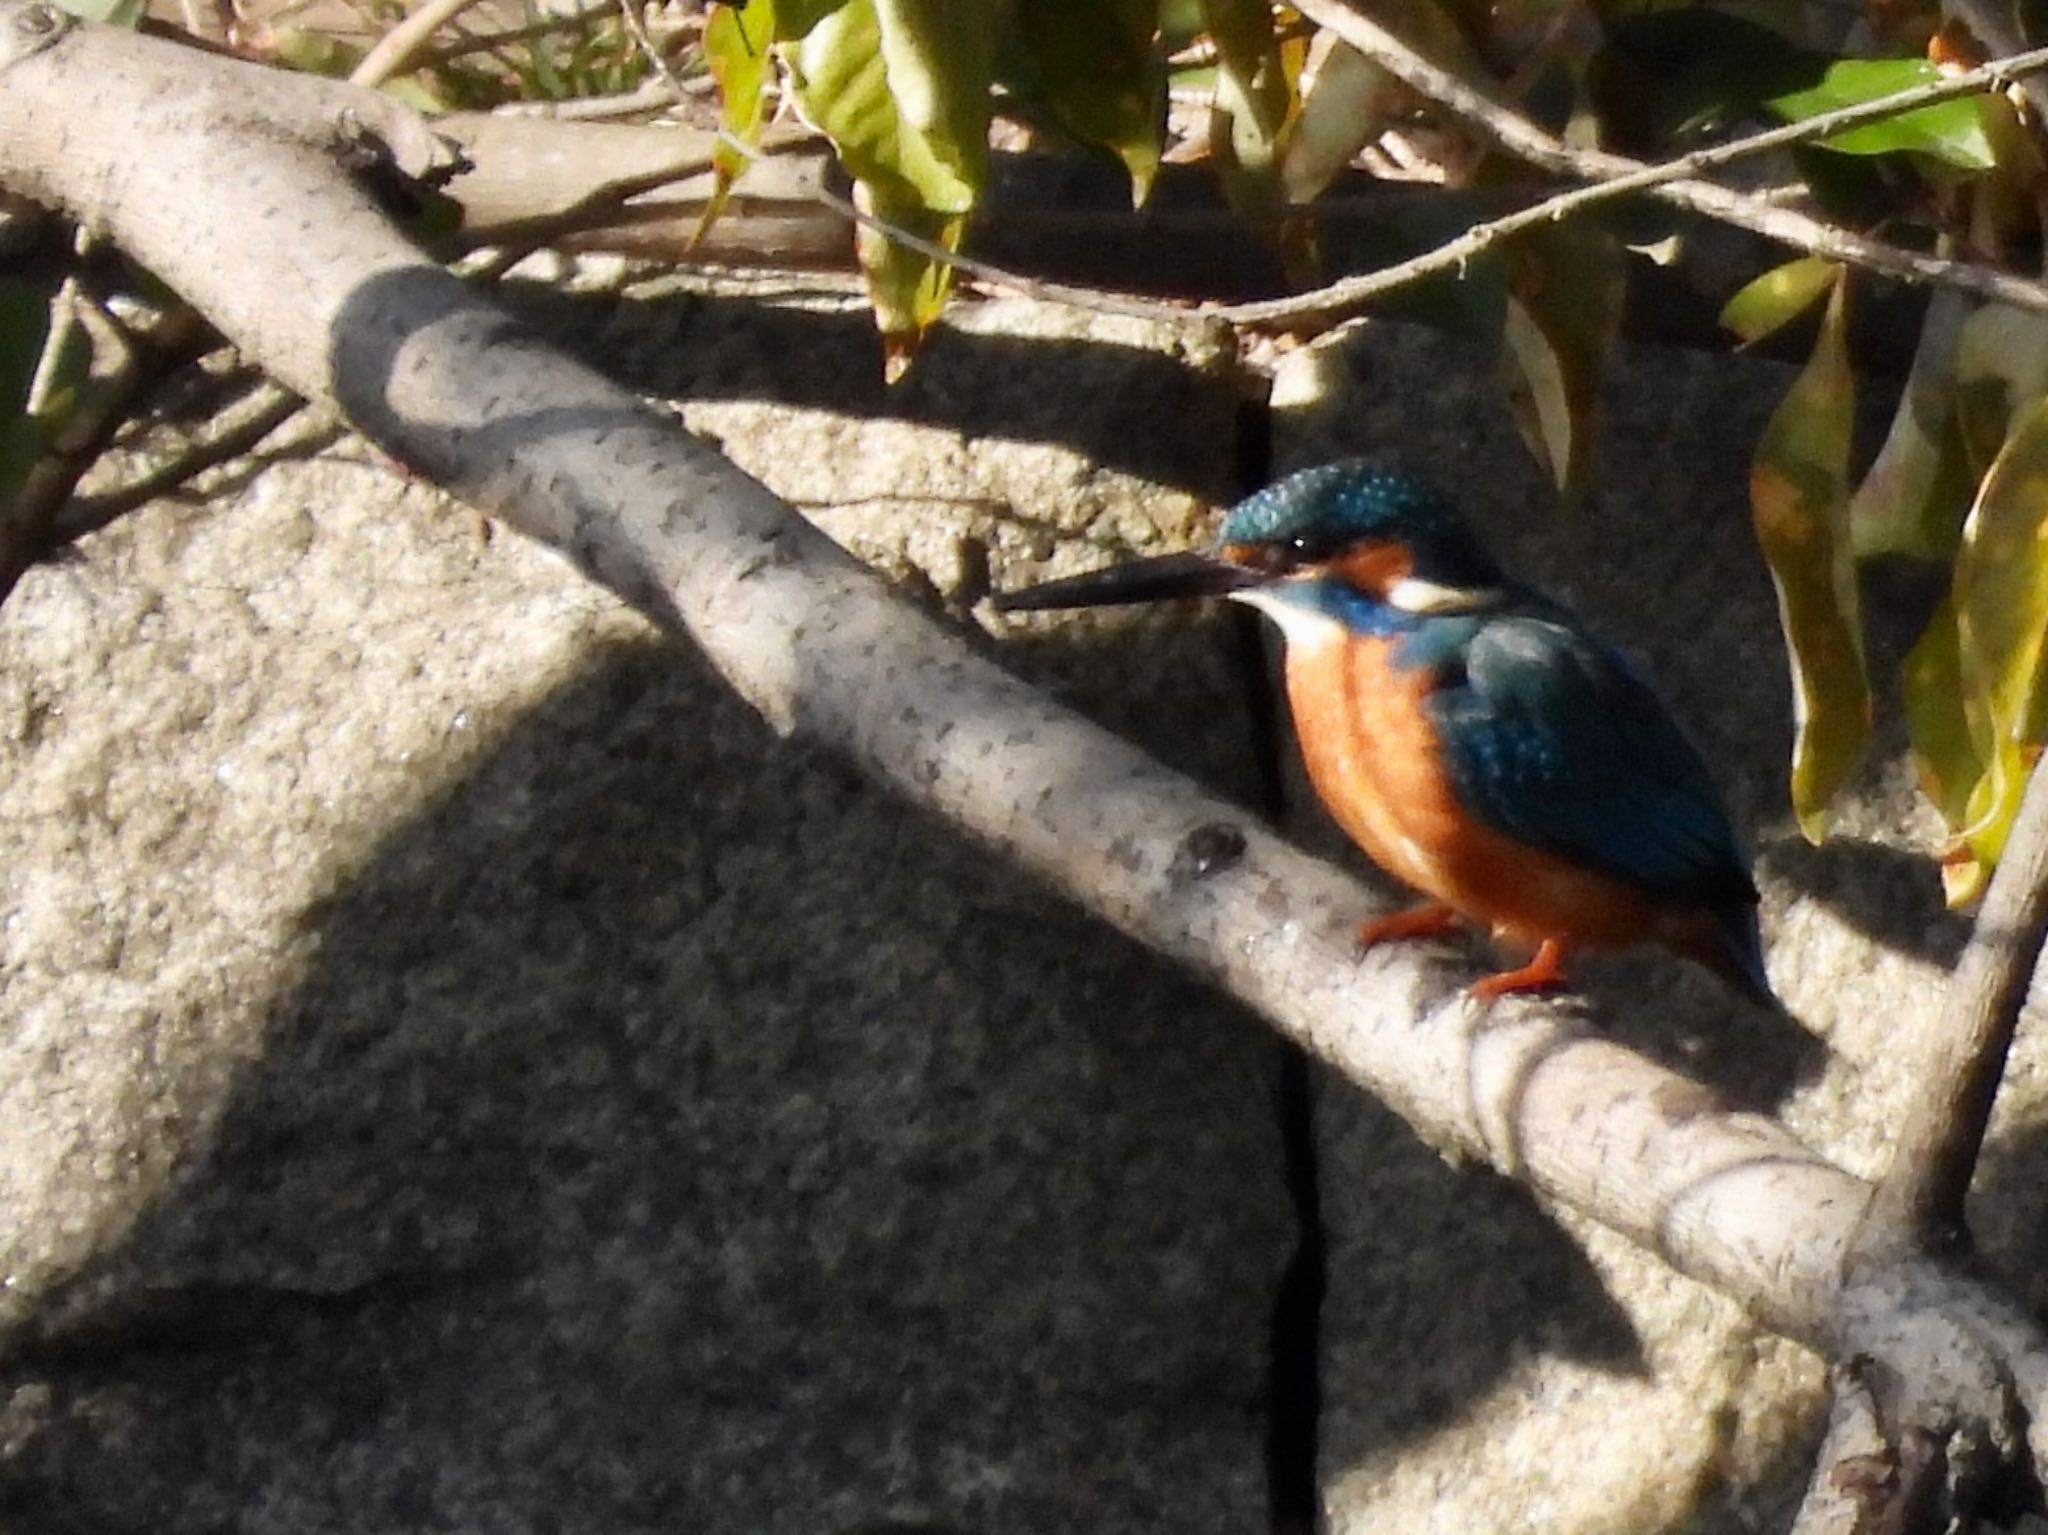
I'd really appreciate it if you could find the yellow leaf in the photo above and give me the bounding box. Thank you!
[1718,256,1838,346]
[1281,33,1398,205]
[855,187,963,375]
[1903,596,1983,831]
[1848,289,1973,560]
[700,1,777,242]
[1749,276,1868,842]
[1199,0,1293,213]
[1498,220,1622,498]
[1952,302,2048,476]
[784,0,993,366]
[1956,396,2048,744]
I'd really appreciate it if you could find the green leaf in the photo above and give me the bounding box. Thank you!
[1498,219,1623,498]
[1198,0,1292,212]
[1904,597,1981,827]
[271,26,366,79]
[1957,396,2048,750]
[872,0,1002,194]
[857,189,963,380]
[1718,256,1838,346]
[1005,0,1164,204]
[775,0,851,41]
[703,0,776,234]
[1749,276,1868,842]
[1952,302,2048,477]
[784,0,997,360]
[787,0,981,212]
[1766,57,1998,170]
[50,0,142,25]
[1849,288,1973,560]
[1902,598,1994,905]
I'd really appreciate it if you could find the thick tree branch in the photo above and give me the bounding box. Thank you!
[8,1,2048,1494]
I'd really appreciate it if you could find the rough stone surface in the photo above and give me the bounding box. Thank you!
[0,281,1295,1533]
[3,268,2044,1535]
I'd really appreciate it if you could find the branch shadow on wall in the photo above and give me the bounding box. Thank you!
[0,267,1935,1535]
[1,627,1658,1534]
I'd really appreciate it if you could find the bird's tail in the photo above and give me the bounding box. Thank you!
[1664,899,1777,1008]
[1704,902,1778,1010]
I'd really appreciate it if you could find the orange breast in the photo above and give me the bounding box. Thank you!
[1285,633,1678,954]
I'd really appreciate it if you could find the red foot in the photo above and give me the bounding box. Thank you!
[1357,903,1463,950]
[1470,938,1570,1000]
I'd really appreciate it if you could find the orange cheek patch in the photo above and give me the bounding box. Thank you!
[1220,541,1281,574]
[1332,542,1412,595]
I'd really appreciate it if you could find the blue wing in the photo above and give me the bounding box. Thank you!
[1418,608,1756,911]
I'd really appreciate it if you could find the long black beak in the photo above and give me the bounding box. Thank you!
[993,551,1261,613]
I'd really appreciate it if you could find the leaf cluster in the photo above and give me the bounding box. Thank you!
[11,0,2048,898]
[696,0,2048,897]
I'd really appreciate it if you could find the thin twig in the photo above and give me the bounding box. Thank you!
[0,290,212,605]
[1280,0,2048,323]
[1856,756,2048,1257]
[50,382,309,544]
[348,0,495,89]
[1942,0,2048,129]
[1228,30,2048,316]
[648,0,2048,329]
[490,76,697,119]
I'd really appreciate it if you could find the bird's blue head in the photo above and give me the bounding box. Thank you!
[992,462,1506,626]
[1216,463,1504,600]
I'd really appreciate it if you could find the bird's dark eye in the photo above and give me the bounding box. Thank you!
[1283,531,1338,565]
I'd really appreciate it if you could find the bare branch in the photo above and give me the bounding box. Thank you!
[347,0,493,88]
[1858,757,2048,1256]
[1281,0,2048,323]
[50,380,309,545]
[0,0,1955,1335]
[12,4,2048,1499]
[490,76,692,120]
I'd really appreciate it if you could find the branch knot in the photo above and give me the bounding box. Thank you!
[1,2,72,70]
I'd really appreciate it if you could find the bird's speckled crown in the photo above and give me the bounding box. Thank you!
[1219,462,1467,546]
[1220,463,1505,593]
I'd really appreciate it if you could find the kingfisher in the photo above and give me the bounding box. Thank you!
[994,462,1773,1004]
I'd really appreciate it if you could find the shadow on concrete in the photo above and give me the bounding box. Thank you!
[0,639,1280,1530]
[0,622,1683,1533]
[506,279,1250,509]
[1762,835,1967,972]
[0,275,1964,1535]
[1962,1079,2048,1329]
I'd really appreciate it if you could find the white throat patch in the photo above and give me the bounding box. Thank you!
[1228,588,1349,651]
[1384,577,1500,614]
